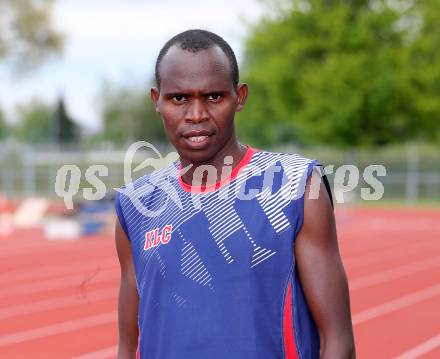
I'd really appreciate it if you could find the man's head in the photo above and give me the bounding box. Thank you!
[151,29,248,164]
[155,29,239,90]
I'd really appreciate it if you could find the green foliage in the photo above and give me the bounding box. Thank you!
[0,107,7,139]
[13,97,80,145]
[238,0,440,147]
[100,83,166,145]
[0,0,64,70]
[53,97,80,144]
[407,0,440,142]
[14,99,51,143]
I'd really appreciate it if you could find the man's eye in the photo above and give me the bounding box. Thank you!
[172,95,186,103]
[208,93,222,102]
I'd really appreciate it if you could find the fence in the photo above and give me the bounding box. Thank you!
[0,140,439,205]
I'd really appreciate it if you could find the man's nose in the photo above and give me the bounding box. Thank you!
[185,99,209,123]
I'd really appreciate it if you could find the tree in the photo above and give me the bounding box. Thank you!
[100,83,166,146]
[0,0,64,70]
[0,108,7,139]
[407,0,440,142]
[13,97,80,145]
[14,99,51,143]
[53,96,80,144]
[238,0,438,147]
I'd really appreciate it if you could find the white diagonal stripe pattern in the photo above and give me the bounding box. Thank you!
[178,230,213,288]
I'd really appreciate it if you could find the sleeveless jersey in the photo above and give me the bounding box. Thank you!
[115,146,320,359]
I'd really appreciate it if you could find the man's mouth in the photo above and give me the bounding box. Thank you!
[187,135,209,143]
[181,130,213,149]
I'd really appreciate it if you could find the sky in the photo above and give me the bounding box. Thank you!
[0,0,263,132]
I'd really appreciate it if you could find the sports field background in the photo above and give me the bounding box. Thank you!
[1,204,439,358]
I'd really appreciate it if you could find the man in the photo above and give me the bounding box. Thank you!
[115,29,355,359]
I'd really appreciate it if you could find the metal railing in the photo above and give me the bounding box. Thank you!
[1,141,439,205]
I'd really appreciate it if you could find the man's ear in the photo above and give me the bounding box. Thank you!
[236,83,249,112]
[150,87,160,112]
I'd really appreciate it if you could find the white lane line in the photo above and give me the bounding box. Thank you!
[0,287,117,319]
[71,345,118,359]
[0,312,116,347]
[349,256,440,290]
[344,238,440,270]
[0,240,111,259]
[393,333,440,359]
[0,259,117,285]
[0,268,119,299]
[353,284,440,325]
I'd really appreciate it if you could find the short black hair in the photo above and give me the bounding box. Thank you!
[155,29,239,89]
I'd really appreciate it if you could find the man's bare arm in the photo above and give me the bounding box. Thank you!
[115,220,139,359]
[295,170,355,358]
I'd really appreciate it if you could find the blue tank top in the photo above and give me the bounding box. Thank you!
[115,146,320,359]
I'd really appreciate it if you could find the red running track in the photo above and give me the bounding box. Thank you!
[0,207,439,358]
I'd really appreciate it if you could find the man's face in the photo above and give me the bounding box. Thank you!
[151,45,248,163]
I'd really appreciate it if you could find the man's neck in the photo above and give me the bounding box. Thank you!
[180,138,247,188]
